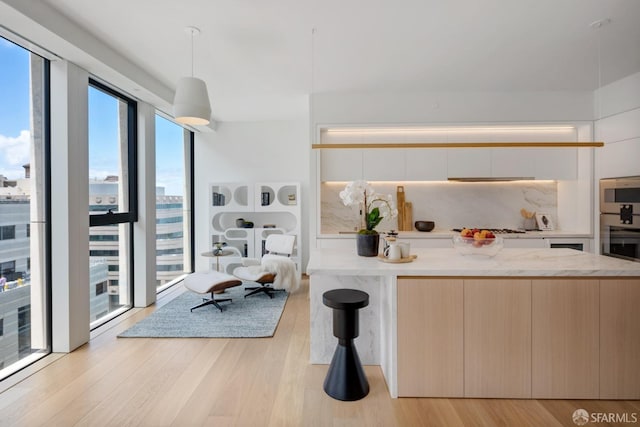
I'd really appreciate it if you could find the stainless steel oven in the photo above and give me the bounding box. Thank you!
[600,176,640,262]
[600,176,640,216]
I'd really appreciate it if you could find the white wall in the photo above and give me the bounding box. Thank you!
[311,90,594,128]
[194,120,310,271]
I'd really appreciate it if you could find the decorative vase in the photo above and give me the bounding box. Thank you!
[356,233,380,257]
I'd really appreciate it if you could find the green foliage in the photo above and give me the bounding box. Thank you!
[366,207,383,231]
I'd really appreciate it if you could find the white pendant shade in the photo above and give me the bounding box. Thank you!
[173,76,211,125]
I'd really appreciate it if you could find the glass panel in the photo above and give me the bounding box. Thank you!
[89,224,130,321]
[155,116,190,289]
[0,38,50,377]
[88,86,129,214]
[88,83,133,326]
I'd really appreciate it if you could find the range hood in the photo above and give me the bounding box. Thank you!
[448,177,535,182]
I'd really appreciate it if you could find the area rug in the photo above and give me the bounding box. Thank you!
[118,286,288,338]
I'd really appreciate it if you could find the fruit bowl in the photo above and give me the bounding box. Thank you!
[452,234,504,257]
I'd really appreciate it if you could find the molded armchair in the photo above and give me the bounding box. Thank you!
[233,234,299,298]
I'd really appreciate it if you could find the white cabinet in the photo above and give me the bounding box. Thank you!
[492,147,579,180]
[209,182,301,274]
[321,150,363,181]
[362,149,405,181]
[405,149,448,181]
[534,148,577,180]
[322,147,578,181]
[491,149,537,178]
[447,149,492,178]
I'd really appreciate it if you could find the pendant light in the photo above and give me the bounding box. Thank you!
[173,26,211,125]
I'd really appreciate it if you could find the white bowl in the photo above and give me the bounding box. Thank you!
[452,235,504,257]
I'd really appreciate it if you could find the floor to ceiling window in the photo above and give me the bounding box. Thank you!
[155,116,193,291]
[0,37,50,378]
[88,80,137,328]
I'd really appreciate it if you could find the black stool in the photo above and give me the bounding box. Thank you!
[322,288,370,401]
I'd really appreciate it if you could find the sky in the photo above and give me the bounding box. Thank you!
[1,37,185,196]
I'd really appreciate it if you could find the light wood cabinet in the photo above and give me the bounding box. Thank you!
[397,278,464,397]
[600,278,640,399]
[531,279,600,399]
[464,279,531,398]
[396,276,638,398]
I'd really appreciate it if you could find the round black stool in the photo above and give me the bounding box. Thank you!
[322,288,370,401]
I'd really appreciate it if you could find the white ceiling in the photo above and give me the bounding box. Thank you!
[20,0,640,121]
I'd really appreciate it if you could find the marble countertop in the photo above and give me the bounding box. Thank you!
[321,230,592,239]
[307,247,640,277]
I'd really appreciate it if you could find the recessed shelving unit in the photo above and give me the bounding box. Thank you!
[209,182,301,275]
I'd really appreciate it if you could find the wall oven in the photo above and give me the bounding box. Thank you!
[600,176,640,262]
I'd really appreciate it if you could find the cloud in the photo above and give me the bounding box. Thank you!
[0,130,31,179]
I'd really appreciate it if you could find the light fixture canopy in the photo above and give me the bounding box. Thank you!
[173,26,211,125]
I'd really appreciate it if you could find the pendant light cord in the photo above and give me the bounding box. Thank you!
[191,29,195,77]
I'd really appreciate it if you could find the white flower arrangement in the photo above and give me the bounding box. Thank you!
[339,180,398,234]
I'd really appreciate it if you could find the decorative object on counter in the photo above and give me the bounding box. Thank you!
[414,220,435,232]
[235,218,245,228]
[377,254,417,263]
[520,208,537,230]
[339,180,398,257]
[535,213,554,230]
[396,186,413,231]
[453,228,503,257]
[384,242,402,260]
[382,231,398,255]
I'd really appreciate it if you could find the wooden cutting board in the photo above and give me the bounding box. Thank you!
[403,201,413,231]
[396,186,406,230]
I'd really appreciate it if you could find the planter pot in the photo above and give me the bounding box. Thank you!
[356,233,380,257]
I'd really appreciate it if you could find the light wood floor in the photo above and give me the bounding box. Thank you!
[0,278,638,427]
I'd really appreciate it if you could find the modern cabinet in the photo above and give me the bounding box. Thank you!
[397,278,464,397]
[446,149,492,178]
[397,277,636,398]
[464,279,532,398]
[531,279,600,399]
[320,149,363,181]
[599,278,640,399]
[320,146,577,181]
[209,182,301,274]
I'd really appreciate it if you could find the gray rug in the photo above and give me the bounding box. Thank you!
[118,286,288,338]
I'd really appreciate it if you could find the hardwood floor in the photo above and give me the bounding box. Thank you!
[1,278,638,426]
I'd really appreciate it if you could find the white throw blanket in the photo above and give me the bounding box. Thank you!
[246,254,300,291]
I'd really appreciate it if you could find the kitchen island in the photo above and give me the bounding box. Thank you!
[307,247,640,399]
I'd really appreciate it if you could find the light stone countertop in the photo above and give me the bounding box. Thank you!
[321,230,592,239]
[307,247,640,277]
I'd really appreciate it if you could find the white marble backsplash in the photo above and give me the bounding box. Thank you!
[321,181,557,233]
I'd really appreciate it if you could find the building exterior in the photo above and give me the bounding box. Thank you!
[0,173,185,367]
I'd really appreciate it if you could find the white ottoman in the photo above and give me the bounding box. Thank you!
[184,271,242,312]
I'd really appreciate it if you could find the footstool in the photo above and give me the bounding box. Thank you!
[184,271,242,312]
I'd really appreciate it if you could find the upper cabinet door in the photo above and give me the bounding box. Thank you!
[447,148,492,178]
[320,149,363,181]
[362,148,406,181]
[491,148,537,178]
[405,149,448,180]
[533,148,577,180]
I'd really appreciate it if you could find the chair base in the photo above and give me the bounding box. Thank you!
[190,292,232,312]
[323,340,369,401]
[244,285,285,299]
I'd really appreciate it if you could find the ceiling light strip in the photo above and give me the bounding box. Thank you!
[312,142,603,149]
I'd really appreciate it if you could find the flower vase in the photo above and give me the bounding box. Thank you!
[356,233,380,257]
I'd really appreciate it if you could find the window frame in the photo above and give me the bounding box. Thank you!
[87,79,138,227]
